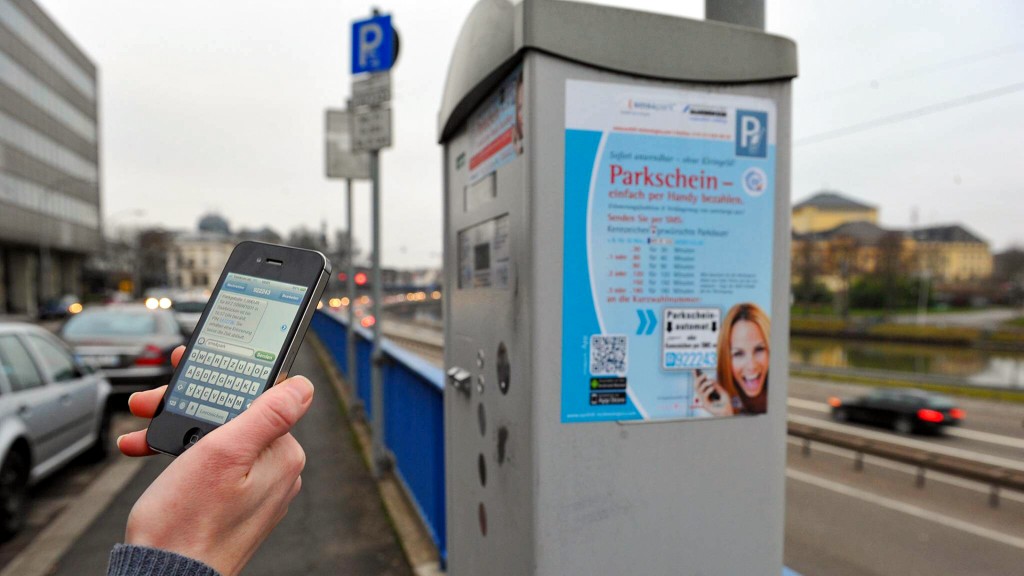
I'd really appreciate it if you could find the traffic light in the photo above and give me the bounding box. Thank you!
[354,272,368,286]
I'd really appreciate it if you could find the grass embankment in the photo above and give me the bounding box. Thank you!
[791,367,1024,404]
[790,316,1024,349]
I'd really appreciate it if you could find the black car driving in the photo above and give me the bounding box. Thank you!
[829,388,964,435]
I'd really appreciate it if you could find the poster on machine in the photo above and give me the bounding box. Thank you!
[561,79,776,424]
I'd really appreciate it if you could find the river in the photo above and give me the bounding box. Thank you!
[789,337,1024,388]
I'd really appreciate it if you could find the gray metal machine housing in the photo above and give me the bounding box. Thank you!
[439,1,797,574]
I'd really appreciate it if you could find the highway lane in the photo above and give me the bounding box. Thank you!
[785,437,1024,575]
[788,377,1024,463]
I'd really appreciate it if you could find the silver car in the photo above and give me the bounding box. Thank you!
[0,323,112,539]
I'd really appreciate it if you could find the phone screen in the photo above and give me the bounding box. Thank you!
[164,272,308,425]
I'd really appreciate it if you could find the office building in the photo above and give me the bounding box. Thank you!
[0,0,100,314]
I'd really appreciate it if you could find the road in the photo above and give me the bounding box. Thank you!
[386,319,1024,576]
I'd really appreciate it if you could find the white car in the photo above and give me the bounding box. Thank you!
[0,323,112,539]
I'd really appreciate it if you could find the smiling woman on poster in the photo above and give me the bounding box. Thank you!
[694,302,770,416]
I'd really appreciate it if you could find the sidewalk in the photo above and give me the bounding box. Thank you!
[49,344,412,576]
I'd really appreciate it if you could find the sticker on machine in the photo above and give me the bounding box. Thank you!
[662,308,720,370]
[560,78,776,424]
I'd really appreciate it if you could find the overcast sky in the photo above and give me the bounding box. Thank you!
[38,0,1024,268]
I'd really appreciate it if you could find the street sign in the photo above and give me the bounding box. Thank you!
[351,14,394,74]
[325,109,370,179]
[351,107,392,152]
[352,72,392,108]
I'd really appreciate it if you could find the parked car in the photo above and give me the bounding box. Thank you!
[170,293,209,336]
[36,294,82,320]
[60,305,185,394]
[0,322,112,538]
[829,388,964,435]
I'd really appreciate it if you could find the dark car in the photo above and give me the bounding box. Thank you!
[829,388,964,435]
[37,295,82,320]
[59,305,185,394]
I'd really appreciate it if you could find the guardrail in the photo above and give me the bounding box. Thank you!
[789,419,1024,507]
[310,311,447,562]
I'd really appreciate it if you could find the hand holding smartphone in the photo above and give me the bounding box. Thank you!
[146,242,330,456]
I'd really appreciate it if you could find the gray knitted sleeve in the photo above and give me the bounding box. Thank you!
[107,544,221,576]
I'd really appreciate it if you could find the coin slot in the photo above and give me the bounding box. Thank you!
[497,342,510,395]
[478,403,487,436]
[478,453,487,487]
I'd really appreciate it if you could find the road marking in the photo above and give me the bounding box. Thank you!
[787,397,829,413]
[0,456,146,576]
[787,398,1024,450]
[787,468,1024,551]
[785,438,1024,504]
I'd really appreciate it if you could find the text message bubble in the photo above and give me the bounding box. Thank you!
[205,293,268,344]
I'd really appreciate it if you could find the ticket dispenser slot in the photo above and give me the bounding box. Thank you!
[440,1,796,574]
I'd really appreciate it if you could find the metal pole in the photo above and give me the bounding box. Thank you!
[370,150,384,478]
[705,0,764,29]
[345,178,357,389]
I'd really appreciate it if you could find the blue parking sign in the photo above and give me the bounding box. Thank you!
[351,15,394,74]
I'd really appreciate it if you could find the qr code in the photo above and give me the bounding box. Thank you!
[590,335,628,375]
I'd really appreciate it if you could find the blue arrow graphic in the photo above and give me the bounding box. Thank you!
[636,309,648,335]
[645,309,658,335]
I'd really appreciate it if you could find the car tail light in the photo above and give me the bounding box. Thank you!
[827,397,842,408]
[950,408,965,420]
[917,408,944,423]
[135,345,167,366]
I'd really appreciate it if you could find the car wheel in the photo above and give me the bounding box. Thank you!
[894,415,914,435]
[85,408,111,462]
[0,450,29,540]
[832,408,848,423]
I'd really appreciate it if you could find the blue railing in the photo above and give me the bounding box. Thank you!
[310,310,447,562]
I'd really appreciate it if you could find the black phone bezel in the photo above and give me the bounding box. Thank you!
[146,241,329,456]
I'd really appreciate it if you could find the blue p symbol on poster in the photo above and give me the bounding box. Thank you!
[736,109,768,158]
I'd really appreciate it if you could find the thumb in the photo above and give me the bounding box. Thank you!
[216,376,314,458]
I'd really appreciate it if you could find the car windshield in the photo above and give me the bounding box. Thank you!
[63,310,157,337]
[172,301,206,313]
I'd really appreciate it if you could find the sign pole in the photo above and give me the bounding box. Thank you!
[350,9,396,479]
[346,177,357,389]
[369,150,385,477]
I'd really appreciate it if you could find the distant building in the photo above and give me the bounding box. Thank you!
[791,191,878,234]
[792,221,915,292]
[911,225,992,283]
[0,0,100,314]
[168,214,236,290]
[791,193,992,295]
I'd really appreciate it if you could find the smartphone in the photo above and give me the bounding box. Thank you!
[147,241,331,456]
[695,368,720,402]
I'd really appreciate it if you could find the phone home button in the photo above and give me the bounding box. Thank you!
[183,428,203,449]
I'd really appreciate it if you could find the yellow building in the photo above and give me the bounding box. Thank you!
[792,191,878,234]
[911,225,993,283]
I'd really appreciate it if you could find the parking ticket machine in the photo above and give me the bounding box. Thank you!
[439,1,797,574]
